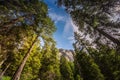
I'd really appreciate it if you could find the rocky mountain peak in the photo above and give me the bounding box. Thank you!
[59,49,74,61]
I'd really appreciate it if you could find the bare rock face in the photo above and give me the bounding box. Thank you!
[59,49,74,61]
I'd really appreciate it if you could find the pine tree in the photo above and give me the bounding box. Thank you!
[12,35,39,80]
[39,42,61,80]
[88,46,120,80]
[60,56,74,80]
[0,0,54,66]
[0,0,56,80]
[75,50,104,80]
[1,34,41,80]
[57,0,120,47]
[73,33,104,80]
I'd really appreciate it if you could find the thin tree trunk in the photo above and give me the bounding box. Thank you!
[0,56,8,67]
[12,35,39,80]
[72,50,82,77]
[0,14,33,27]
[0,63,11,80]
[85,20,120,46]
[0,44,2,53]
[95,27,120,46]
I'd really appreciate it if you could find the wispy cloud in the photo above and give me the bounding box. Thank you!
[63,18,79,35]
[49,10,79,44]
[48,12,66,23]
[63,18,73,36]
[67,36,75,43]
[63,17,79,43]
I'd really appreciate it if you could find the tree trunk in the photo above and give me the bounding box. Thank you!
[0,56,8,67]
[12,35,39,80]
[95,28,120,46]
[72,50,82,77]
[85,20,120,46]
[0,63,11,80]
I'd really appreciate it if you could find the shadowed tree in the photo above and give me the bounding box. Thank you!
[60,56,75,80]
[0,0,56,80]
[39,42,61,80]
[88,46,120,80]
[57,0,120,48]
[73,32,120,80]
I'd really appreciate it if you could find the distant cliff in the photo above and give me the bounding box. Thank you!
[59,49,74,61]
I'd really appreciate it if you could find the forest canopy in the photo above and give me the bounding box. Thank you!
[0,0,120,80]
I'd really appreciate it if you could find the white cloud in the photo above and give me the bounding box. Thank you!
[48,12,65,23]
[63,17,79,35]
[63,17,79,43]
[49,11,79,44]
[68,36,75,43]
[63,18,72,36]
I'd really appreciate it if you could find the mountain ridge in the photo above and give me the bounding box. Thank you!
[59,48,74,61]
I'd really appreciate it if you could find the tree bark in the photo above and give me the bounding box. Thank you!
[12,35,39,80]
[0,56,8,67]
[95,27,120,46]
[85,20,120,46]
[0,63,11,80]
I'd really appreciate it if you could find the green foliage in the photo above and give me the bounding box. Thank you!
[75,51,104,80]
[2,76,11,80]
[0,1,56,80]
[20,42,42,80]
[1,0,120,80]
[39,43,61,80]
[88,46,120,80]
[76,75,83,80]
[73,29,120,80]
[60,56,74,80]
[57,0,120,47]
[2,36,42,80]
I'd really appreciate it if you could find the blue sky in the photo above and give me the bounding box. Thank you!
[44,0,78,49]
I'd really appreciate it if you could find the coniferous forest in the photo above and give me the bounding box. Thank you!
[0,0,120,80]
